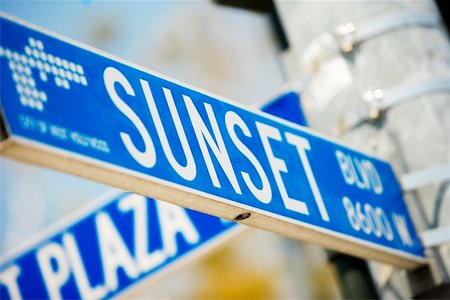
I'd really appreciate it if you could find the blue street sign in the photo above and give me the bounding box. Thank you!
[0,90,303,300]
[261,91,308,127]
[0,14,425,268]
[0,192,242,299]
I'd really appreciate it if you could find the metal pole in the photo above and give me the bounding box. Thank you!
[327,251,379,298]
[274,0,450,298]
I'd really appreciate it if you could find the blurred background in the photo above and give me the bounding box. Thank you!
[1,0,449,299]
[0,1,339,299]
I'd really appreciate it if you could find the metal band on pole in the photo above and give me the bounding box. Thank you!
[301,12,439,76]
[340,78,450,132]
[401,164,450,192]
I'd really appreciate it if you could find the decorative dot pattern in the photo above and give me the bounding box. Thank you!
[0,37,88,111]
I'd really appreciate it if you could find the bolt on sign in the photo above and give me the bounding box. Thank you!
[0,14,425,269]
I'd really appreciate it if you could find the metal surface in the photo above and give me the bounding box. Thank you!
[275,0,450,297]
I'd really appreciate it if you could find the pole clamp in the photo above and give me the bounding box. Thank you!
[335,22,356,53]
[421,225,450,248]
[401,164,450,192]
[301,11,439,77]
[340,78,450,132]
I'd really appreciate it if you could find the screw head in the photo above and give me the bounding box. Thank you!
[234,212,251,221]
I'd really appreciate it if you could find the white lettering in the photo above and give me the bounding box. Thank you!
[286,133,329,221]
[0,265,22,300]
[353,158,370,189]
[140,81,197,181]
[365,160,383,194]
[156,201,200,257]
[96,212,139,292]
[335,150,383,194]
[184,96,241,194]
[104,67,156,168]
[256,122,309,216]
[336,150,355,185]
[36,242,70,300]
[393,214,414,247]
[343,197,394,241]
[118,194,167,273]
[63,233,107,300]
[225,111,272,204]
